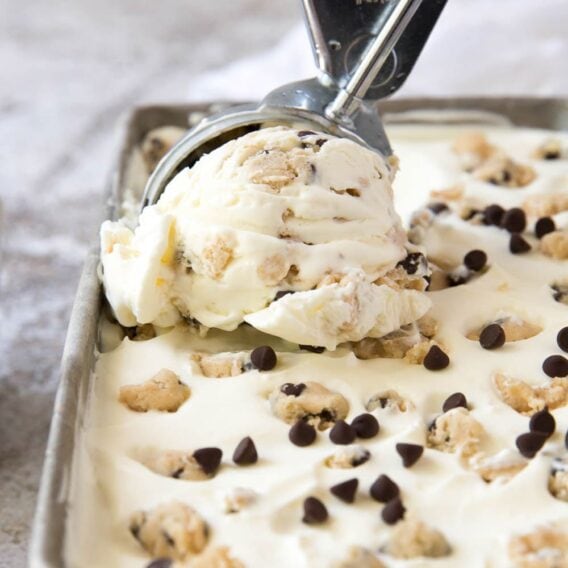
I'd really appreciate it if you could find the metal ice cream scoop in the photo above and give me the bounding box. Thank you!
[142,0,446,208]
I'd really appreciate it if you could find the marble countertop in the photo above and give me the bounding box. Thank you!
[0,1,298,565]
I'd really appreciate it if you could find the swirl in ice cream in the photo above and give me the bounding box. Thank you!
[100,126,431,349]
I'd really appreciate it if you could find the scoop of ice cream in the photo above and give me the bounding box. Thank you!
[100,126,431,347]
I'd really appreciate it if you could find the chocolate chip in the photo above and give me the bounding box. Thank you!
[501,208,527,233]
[275,290,294,300]
[396,443,424,468]
[315,138,327,147]
[427,202,449,215]
[329,420,356,445]
[250,345,277,371]
[351,413,379,439]
[298,130,316,138]
[483,204,505,226]
[544,150,561,160]
[515,431,548,458]
[565,430,568,450]
[381,497,406,525]
[535,217,556,239]
[233,436,258,465]
[543,354,568,378]
[299,344,326,353]
[509,233,531,254]
[423,345,450,371]
[463,249,487,271]
[370,474,399,503]
[557,327,568,353]
[281,383,306,397]
[397,252,426,275]
[330,478,358,503]
[479,323,506,350]
[193,447,222,475]
[289,420,316,447]
[302,496,328,524]
[442,392,468,413]
[146,559,173,568]
[529,408,555,438]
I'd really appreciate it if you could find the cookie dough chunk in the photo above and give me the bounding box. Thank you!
[119,369,190,412]
[430,184,464,202]
[509,525,568,568]
[324,445,371,469]
[523,192,568,217]
[189,546,244,568]
[335,546,386,568]
[191,352,246,378]
[223,487,257,514]
[366,390,413,412]
[200,236,234,279]
[404,339,442,365]
[352,327,422,360]
[541,231,568,260]
[452,132,496,171]
[384,519,451,559]
[141,126,187,174]
[473,155,536,187]
[141,449,220,481]
[351,312,437,361]
[129,502,208,561]
[467,316,542,343]
[471,449,527,482]
[417,313,439,338]
[494,373,568,415]
[269,381,349,430]
[549,457,568,502]
[532,139,564,160]
[257,254,291,285]
[427,408,485,458]
[243,146,314,192]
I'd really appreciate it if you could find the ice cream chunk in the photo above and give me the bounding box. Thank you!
[100,126,430,346]
[246,270,431,350]
[100,208,179,327]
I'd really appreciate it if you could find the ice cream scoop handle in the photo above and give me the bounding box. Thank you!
[324,0,422,121]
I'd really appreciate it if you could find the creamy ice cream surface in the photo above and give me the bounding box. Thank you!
[100,126,430,349]
[66,122,568,568]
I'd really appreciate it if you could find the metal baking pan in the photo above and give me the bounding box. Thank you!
[29,97,568,567]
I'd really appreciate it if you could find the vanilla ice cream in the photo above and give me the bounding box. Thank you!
[66,121,568,568]
[100,126,431,349]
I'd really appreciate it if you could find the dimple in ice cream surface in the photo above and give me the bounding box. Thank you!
[101,126,431,349]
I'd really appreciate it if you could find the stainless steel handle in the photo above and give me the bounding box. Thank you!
[302,0,447,116]
[324,0,422,122]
